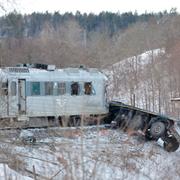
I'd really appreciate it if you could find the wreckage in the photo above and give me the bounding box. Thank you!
[0,64,179,151]
[107,101,180,152]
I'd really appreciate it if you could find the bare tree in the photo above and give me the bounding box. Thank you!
[0,0,16,13]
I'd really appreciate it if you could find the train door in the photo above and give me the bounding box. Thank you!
[8,80,18,116]
[0,80,8,117]
[18,79,26,114]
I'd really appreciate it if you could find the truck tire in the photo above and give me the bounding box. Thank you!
[150,121,166,139]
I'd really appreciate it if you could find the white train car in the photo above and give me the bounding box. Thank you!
[0,64,108,125]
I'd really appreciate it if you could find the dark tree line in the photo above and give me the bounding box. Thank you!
[0,10,177,38]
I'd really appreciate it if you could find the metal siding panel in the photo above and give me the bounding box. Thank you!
[0,97,7,117]
[66,82,70,95]
[26,94,107,117]
[8,96,18,116]
[40,82,45,96]
[79,82,84,96]
[26,82,31,96]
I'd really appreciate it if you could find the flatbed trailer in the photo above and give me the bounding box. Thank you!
[106,101,180,152]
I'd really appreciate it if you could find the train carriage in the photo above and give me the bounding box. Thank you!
[0,64,108,124]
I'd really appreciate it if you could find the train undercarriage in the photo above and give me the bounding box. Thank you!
[105,101,180,152]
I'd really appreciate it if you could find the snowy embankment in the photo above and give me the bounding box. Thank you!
[104,48,165,103]
[0,127,180,180]
[0,164,32,180]
[103,48,178,117]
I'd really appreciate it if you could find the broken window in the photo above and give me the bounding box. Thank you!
[71,82,79,95]
[84,82,92,95]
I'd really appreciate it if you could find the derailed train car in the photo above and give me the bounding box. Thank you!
[0,64,108,126]
[0,64,179,151]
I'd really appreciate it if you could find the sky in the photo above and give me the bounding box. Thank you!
[2,0,180,15]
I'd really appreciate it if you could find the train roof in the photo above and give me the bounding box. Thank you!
[0,65,107,81]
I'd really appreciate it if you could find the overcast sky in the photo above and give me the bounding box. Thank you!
[2,0,180,15]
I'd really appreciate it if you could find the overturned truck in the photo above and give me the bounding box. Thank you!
[106,101,180,152]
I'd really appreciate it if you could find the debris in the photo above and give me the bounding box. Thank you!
[19,130,36,145]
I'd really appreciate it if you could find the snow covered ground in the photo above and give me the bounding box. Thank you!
[0,126,179,179]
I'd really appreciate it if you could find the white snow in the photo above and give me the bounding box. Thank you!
[0,127,179,179]
[0,164,32,180]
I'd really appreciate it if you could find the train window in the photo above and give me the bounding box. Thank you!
[31,82,40,96]
[57,82,66,95]
[71,82,79,95]
[84,82,92,95]
[11,82,16,96]
[45,82,54,95]
[0,82,8,96]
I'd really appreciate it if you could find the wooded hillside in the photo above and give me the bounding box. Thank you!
[0,10,179,68]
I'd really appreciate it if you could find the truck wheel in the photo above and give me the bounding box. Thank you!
[150,121,166,139]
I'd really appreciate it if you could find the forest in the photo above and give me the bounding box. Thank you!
[0,10,173,37]
[0,10,178,66]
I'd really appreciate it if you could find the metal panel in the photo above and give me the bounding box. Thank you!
[8,67,29,73]
[26,95,107,117]
[0,96,8,117]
